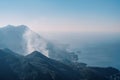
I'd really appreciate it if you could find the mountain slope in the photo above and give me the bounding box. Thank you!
[0,49,20,80]
[0,49,80,80]
[0,25,78,62]
[0,49,120,80]
[26,51,80,80]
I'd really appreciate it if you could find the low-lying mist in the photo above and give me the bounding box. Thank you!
[39,31,120,69]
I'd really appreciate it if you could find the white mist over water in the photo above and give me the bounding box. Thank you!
[39,31,120,69]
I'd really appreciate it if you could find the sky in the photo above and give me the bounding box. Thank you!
[0,0,120,33]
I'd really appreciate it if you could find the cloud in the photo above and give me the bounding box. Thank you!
[23,28,49,57]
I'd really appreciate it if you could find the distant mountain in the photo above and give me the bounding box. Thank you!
[0,49,119,80]
[0,25,48,56]
[0,25,77,62]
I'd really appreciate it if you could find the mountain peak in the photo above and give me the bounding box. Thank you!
[1,25,15,29]
[1,25,29,30]
[26,51,47,59]
[17,25,29,30]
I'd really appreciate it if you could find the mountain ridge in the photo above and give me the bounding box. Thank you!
[0,48,120,80]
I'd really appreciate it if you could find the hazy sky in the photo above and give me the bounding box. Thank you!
[0,0,120,33]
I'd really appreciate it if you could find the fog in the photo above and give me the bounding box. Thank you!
[39,31,120,69]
